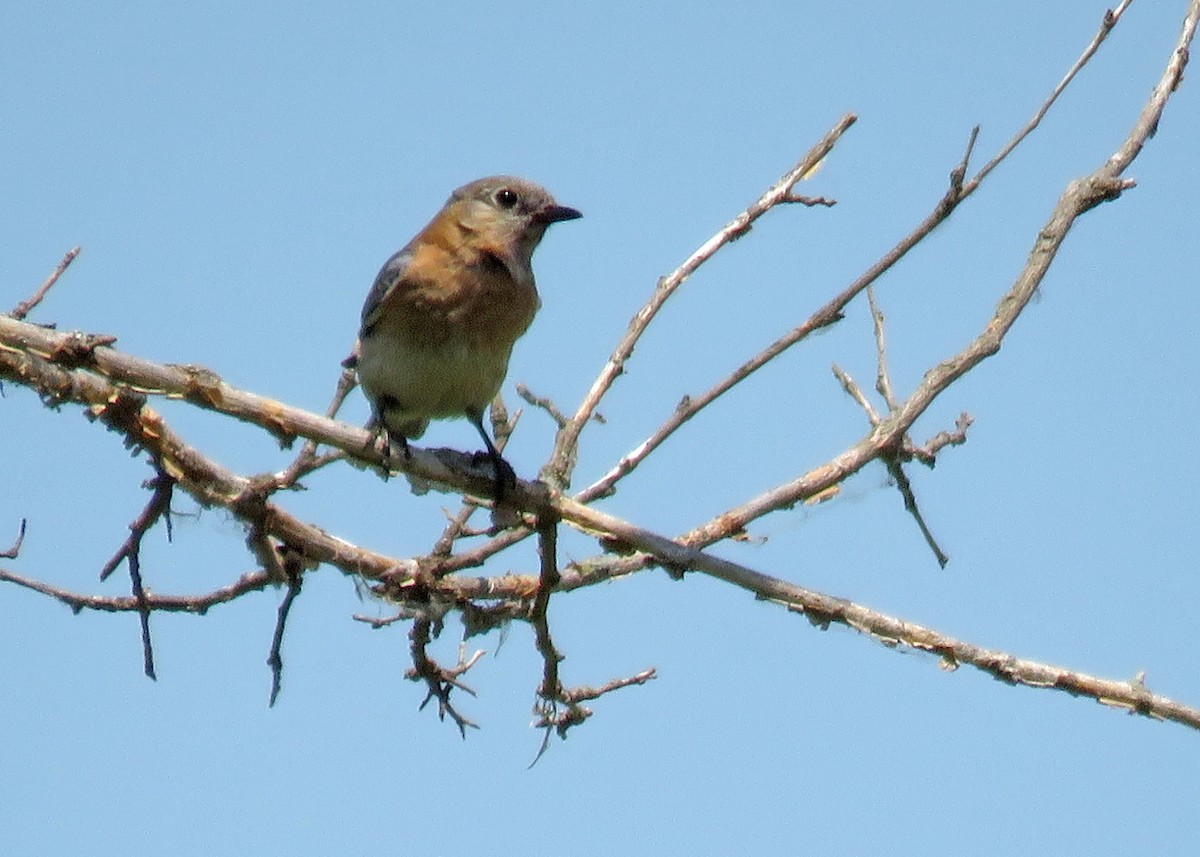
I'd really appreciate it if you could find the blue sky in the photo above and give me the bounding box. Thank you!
[3,2,1199,854]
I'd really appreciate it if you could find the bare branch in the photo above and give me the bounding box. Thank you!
[867,285,897,410]
[831,364,880,425]
[93,467,175,679]
[516,382,569,429]
[1,519,27,559]
[267,555,303,707]
[884,458,949,568]
[99,472,175,582]
[273,363,358,490]
[531,516,564,707]
[0,566,273,613]
[559,668,658,704]
[0,340,423,586]
[550,498,1200,731]
[128,538,157,680]
[909,413,974,465]
[9,246,81,321]
[406,617,483,737]
[780,194,837,207]
[967,0,1135,191]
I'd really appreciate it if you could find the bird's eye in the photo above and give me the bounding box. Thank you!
[494,188,519,209]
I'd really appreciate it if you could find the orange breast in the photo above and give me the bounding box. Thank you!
[390,231,539,351]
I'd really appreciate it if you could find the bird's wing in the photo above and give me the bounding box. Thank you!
[359,248,415,335]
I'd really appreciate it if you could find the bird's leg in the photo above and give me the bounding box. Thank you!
[467,408,516,503]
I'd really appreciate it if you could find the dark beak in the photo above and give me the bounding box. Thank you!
[540,204,583,224]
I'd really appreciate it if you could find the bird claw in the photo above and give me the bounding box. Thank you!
[371,426,412,478]
[472,450,517,504]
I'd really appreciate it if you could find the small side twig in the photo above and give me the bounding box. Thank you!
[529,514,566,765]
[9,246,81,321]
[406,617,483,737]
[781,194,838,207]
[100,472,175,582]
[966,0,1135,192]
[516,383,569,429]
[267,551,304,707]
[0,566,273,614]
[884,456,949,568]
[867,285,897,409]
[2,519,27,559]
[531,666,658,766]
[353,609,418,628]
[531,517,564,701]
[429,502,488,558]
[865,286,946,563]
[273,363,359,489]
[488,394,519,450]
[831,364,880,425]
[560,668,658,704]
[128,537,156,680]
[99,469,175,681]
[908,413,974,465]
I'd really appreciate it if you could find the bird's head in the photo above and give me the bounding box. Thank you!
[448,176,581,275]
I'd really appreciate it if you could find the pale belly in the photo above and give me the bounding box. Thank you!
[357,333,513,436]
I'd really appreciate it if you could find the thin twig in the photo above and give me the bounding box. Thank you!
[0,565,274,613]
[867,285,897,409]
[516,383,569,429]
[884,457,949,568]
[9,247,81,321]
[967,0,1135,192]
[781,194,838,207]
[1,519,27,559]
[560,668,658,704]
[528,515,566,765]
[489,394,519,450]
[127,535,156,680]
[429,503,487,558]
[531,519,563,687]
[267,557,303,707]
[428,525,533,579]
[839,299,945,564]
[831,365,880,425]
[100,473,175,581]
[97,469,175,680]
[908,413,974,465]
[406,617,482,737]
[352,610,413,628]
[273,363,358,489]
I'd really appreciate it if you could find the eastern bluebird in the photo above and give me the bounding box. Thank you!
[355,175,581,500]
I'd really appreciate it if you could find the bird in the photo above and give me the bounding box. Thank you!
[354,175,581,502]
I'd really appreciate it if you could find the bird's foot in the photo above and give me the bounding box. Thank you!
[472,450,517,504]
[371,427,412,478]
